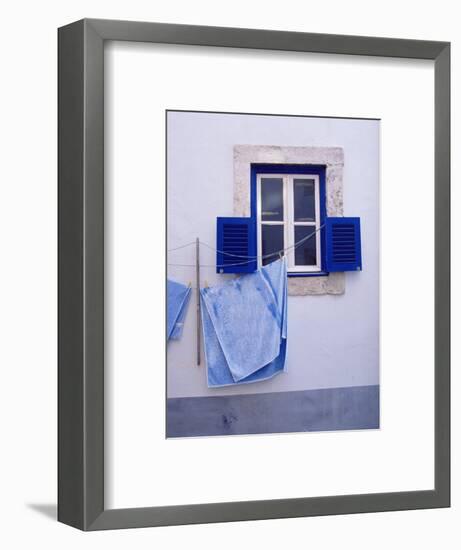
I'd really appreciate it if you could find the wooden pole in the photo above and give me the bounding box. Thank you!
[196,238,201,366]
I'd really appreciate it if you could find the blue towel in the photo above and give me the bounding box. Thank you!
[200,258,287,387]
[167,279,192,340]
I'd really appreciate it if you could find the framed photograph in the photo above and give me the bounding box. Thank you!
[58,19,450,530]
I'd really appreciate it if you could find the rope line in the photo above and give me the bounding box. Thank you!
[167,224,324,268]
[167,240,197,252]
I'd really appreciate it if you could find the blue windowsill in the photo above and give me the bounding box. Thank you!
[288,270,329,278]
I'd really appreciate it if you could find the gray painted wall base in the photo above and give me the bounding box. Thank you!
[167,385,379,438]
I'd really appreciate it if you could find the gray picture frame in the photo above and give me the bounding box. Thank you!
[58,18,450,530]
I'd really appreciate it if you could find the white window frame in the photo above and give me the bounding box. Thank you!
[257,173,321,273]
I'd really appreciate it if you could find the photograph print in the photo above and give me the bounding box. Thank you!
[166,110,379,438]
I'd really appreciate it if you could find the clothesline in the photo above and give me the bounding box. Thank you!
[167,224,324,268]
[168,240,198,252]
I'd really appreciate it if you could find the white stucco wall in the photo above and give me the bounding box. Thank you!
[167,111,379,398]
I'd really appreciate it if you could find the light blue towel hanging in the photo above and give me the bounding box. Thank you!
[200,258,287,387]
[167,279,192,340]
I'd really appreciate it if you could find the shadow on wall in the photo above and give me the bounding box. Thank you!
[26,503,57,521]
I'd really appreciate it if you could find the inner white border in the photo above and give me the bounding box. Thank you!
[105,41,434,508]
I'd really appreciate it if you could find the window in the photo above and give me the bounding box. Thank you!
[217,162,361,277]
[256,169,324,273]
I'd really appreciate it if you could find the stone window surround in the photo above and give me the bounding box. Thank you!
[233,145,345,296]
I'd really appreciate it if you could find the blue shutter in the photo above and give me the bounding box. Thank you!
[216,217,257,274]
[325,217,362,272]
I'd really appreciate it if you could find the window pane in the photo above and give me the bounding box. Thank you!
[293,178,316,222]
[261,177,284,221]
[294,226,317,266]
[261,224,284,266]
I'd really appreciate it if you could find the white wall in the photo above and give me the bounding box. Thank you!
[167,111,379,397]
[1,1,460,549]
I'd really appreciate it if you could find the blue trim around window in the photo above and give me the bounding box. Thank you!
[250,163,329,277]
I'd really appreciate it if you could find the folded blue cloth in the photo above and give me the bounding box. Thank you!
[200,258,287,387]
[167,279,192,341]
